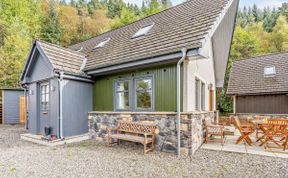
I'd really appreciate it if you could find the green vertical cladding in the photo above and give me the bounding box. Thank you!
[93,64,183,112]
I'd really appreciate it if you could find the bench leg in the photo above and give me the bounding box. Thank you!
[107,131,111,147]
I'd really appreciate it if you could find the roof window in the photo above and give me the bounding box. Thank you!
[264,66,276,76]
[93,38,110,50]
[132,24,154,39]
[75,47,83,52]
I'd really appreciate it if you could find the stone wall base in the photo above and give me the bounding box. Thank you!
[88,112,216,156]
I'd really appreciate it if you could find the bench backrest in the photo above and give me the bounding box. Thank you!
[118,121,156,134]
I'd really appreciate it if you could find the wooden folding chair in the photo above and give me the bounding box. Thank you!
[234,117,255,146]
[204,120,225,145]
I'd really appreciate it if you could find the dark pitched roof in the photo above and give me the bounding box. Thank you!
[69,0,229,71]
[227,52,288,95]
[37,40,87,76]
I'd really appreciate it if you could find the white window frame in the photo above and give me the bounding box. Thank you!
[114,79,131,111]
[195,78,200,111]
[93,38,111,50]
[114,75,154,112]
[40,82,49,111]
[132,24,154,39]
[201,82,206,111]
[264,66,276,76]
[134,76,154,111]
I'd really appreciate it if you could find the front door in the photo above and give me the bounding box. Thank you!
[39,82,50,135]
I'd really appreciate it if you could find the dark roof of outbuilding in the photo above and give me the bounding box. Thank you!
[37,40,87,76]
[69,0,229,71]
[227,52,288,95]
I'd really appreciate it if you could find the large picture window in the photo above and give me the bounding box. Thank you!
[115,80,130,110]
[40,82,49,111]
[114,76,153,111]
[135,78,152,110]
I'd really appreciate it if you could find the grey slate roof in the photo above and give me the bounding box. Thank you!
[227,52,288,95]
[69,0,229,71]
[37,40,87,76]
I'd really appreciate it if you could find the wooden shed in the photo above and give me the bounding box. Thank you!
[227,52,288,114]
[1,88,25,125]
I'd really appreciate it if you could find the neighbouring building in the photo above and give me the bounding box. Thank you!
[1,88,25,125]
[227,52,288,114]
[21,0,239,154]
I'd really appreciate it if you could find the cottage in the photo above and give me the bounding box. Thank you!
[21,0,239,154]
[227,52,288,115]
[20,41,93,137]
[1,88,25,125]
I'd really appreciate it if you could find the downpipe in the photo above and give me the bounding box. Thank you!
[58,71,64,139]
[177,48,187,157]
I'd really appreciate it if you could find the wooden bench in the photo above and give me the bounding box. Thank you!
[107,121,156,154]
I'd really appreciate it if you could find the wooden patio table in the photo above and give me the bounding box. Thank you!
[252,119,288,151]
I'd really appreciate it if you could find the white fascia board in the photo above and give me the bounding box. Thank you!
[198,0,236,59]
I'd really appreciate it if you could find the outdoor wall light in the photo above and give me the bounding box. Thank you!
[50,86,56,92]
[29,90,34,95]
[208,83,213,90]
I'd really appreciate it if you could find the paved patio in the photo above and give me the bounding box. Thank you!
[202,126,288,159]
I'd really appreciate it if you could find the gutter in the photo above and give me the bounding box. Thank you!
[176,48,187,157]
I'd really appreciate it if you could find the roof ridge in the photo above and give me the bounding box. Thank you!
[234,51,288,63]
[36,39,86,57]
[69,0,227,48]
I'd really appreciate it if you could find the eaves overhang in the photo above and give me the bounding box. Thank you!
[85,48,200,76]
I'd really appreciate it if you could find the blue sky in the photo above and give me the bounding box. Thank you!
[124,0,286,9]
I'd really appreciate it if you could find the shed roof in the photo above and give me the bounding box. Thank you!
[37,40,87,76]
[69,0,230,71]
[227,52,288,95]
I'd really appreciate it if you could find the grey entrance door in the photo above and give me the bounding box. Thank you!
[39,82,50,135]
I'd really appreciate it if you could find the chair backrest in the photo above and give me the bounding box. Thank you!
[234,117,242,129]
[268,119,288,125]
[118,121,156,134]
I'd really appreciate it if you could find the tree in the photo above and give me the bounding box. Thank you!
[269,16,288,52]
[218,27,260,113]
[58,5,80,46]
[40,1,62,44]
[279,3,288,21]
[0,0,42,87]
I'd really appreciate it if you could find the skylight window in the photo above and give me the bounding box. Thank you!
[264,66,276,76]
[132,24,154,39]
[93,38,111,50]
[75,47,83,52]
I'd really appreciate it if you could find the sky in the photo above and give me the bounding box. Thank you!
[123,0,286,9]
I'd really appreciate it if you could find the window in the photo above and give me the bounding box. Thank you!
[195,79,200,111]
[115,80,130,110]
[201,82,205,111]
[93,38,110,50]
[264,66,276,76]
[132,24,154,38]
[40,82,49,110]
[135,78,152,110]
[114,76,153,111]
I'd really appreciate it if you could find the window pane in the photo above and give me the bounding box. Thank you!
[46,85,49,94]
[117,92,129,109]
[201,83,205,111]
[195,79,200,110]
[136,91,151,109]
[117,81,129,91]
[136,79,151,90]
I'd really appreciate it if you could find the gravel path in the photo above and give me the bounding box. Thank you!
[0,125,287,178]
